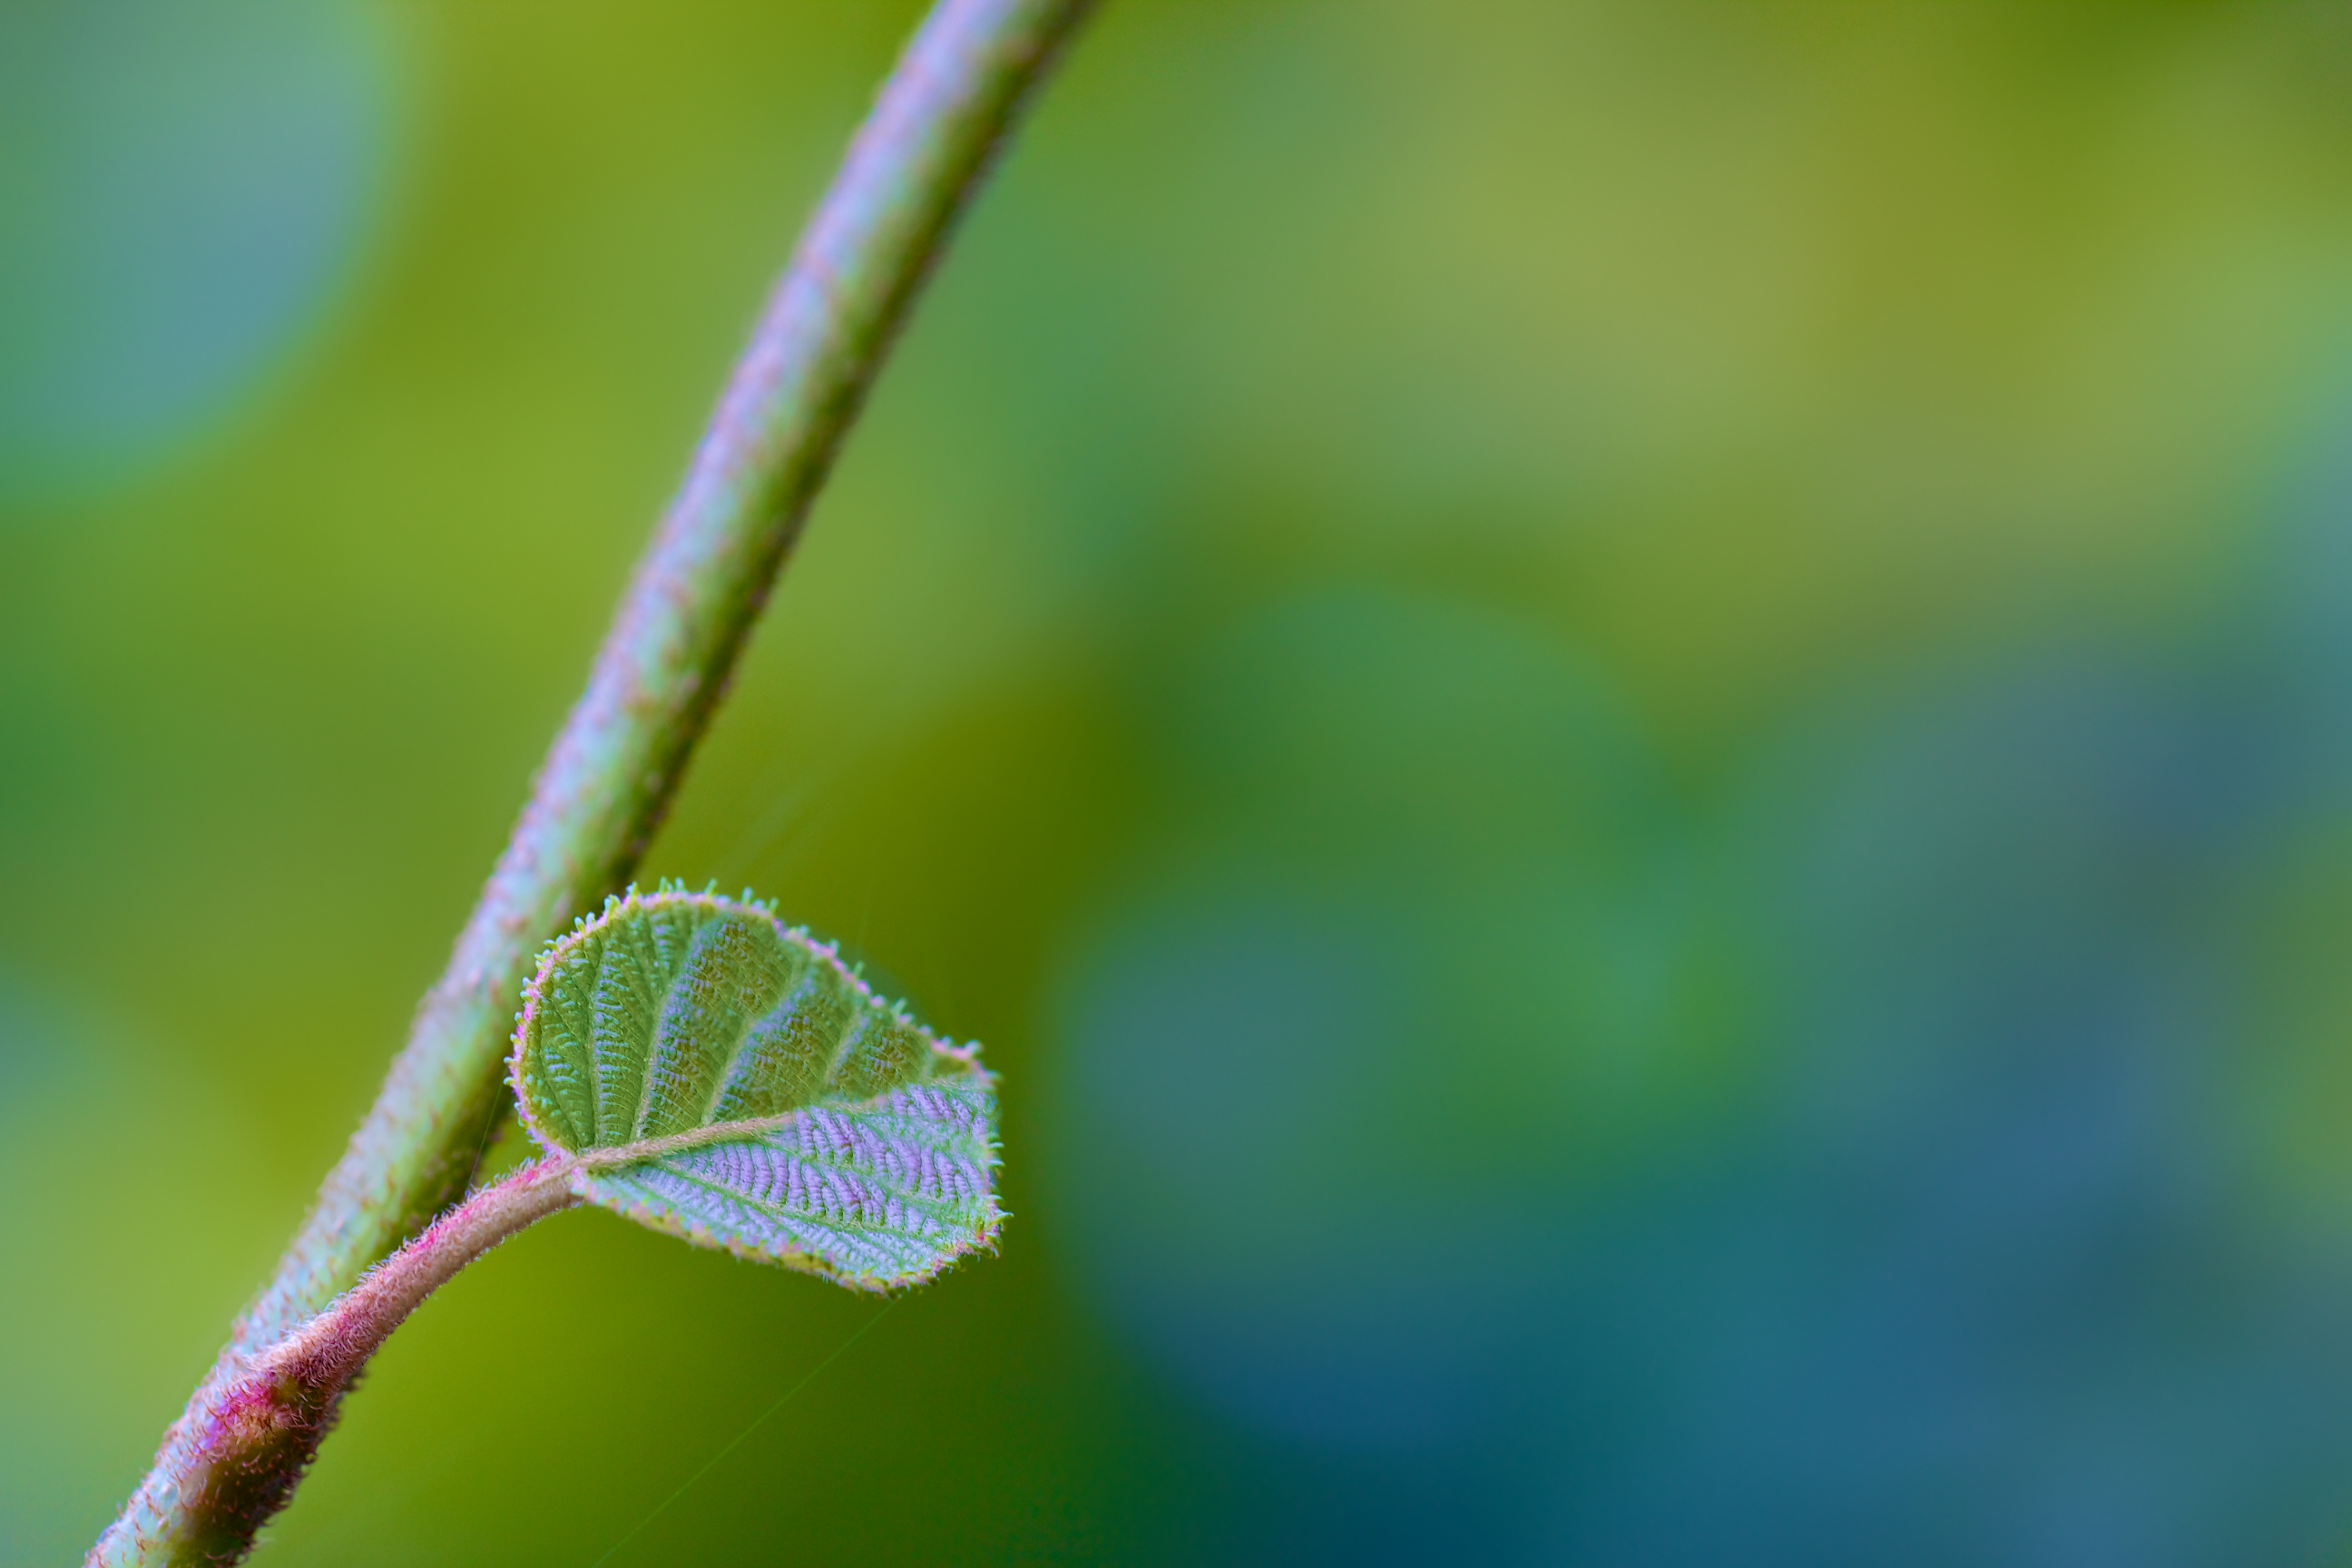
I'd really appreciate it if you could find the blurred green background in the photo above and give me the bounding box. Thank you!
[11,0,2352,1561]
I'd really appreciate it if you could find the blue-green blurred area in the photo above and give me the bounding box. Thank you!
[15,0,2352,1561]
[0,0,393,502]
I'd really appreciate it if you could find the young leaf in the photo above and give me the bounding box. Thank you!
[510,887,1002,1289]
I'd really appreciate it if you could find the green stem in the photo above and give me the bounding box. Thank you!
[109,1161,583,1568]
[92,1,1093,1561]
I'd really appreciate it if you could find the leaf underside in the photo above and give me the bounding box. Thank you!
[510,887,1001,1289]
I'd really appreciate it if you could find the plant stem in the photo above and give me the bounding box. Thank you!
[253,1161,583,1403]
[105,1161,583,1568]
[92,1,1093,1561]
[98,1109,872,1562]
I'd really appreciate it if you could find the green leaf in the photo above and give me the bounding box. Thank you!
[508,887,1001,1289]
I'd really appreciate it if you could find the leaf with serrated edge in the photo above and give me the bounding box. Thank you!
[508,887,1001,1289]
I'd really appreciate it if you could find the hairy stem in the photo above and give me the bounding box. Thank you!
[93,1,1093,1562]
[117,1162,583,1568]
[257,1162,583,1401]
